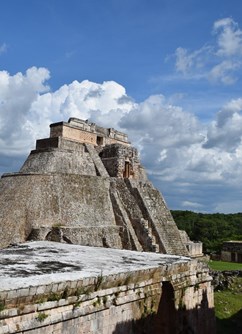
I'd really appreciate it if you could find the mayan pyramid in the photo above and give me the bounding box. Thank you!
[0,118,188,256]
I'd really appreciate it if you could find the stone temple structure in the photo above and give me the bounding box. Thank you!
[0,118,215,333]
[221,240,242,263]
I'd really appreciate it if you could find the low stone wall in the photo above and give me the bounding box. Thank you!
[210,270,242,291]
[0,242,215,334]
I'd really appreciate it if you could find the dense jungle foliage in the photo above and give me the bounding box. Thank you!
[171,210,242,254]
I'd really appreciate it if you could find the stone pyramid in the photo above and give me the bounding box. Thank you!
[0,118,188,256]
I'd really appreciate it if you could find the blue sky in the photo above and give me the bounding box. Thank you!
[1,0,242,213]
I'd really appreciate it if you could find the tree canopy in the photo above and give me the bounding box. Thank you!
[171,210,242,254]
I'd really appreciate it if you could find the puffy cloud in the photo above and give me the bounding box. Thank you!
[1,66,242,212]
[0,69,134,156]
[174,17,242,85]
[203,98,242,151]
[209,60,240,84]
[119,94,204,159]
[175,46,210,76]
[213,17,242,57]
[0,67,50,155]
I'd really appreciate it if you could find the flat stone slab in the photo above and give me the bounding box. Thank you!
[0,241,190,290]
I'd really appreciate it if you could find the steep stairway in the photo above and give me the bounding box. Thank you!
[85,144,109,177]
[125,179,188,256]
[110,179,160,252]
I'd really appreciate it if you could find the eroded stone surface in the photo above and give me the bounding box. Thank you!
[0,242,215,334]
[0,241,189,290]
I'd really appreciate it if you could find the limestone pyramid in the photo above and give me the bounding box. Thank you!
[0,118,188,256]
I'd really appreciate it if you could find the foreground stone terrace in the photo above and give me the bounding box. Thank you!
[0,241,189,290]
[0,242,215,334]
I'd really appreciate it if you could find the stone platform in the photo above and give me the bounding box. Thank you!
[0,242,215,334]
[0,241,189,290]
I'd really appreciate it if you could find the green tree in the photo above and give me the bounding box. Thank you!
[171,210,242,254]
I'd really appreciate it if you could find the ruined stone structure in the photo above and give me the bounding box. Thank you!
[0,242,215,334]
[179,230,203,258]
[0,118,188,256]
[221,241,242,263]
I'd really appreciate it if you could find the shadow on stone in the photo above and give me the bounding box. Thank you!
[112,283,215,334]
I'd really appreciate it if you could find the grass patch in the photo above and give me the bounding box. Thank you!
[215,290,242,334]
[94,272,104,291]
[47,292,61,302]
[208,260,242,271]
[214,276,242,333]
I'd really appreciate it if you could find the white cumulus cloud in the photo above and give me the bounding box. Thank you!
[214,17,242,57]
[174,17,242,85]
[0,68,134,156]
[1,67,242,212]
[0,67,50,155]
[204,97,242,151]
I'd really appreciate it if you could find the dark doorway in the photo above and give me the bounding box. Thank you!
[238,253,242,263]
[231,252,236,262]
[155,282,177,334]
[96,136,104,146]
[123,161,131,178]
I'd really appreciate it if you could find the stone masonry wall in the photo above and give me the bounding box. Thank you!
[62,124,97,146]
[29,226,122,249]
[0,242,215,334]
[0,174,119,249]
[50,123,97,146]
[49,119,130,147]
[0,165,188,255]
[0,280,214,334]
[100,144,147,180]
[21,137,98,176]
[20,149,97,176]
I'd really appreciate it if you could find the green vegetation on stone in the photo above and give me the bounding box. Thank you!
[0,301,5,312]
[47,292,62,301]
[171,210,242,253]
[94,272,104,291]
[36,312,49,322]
